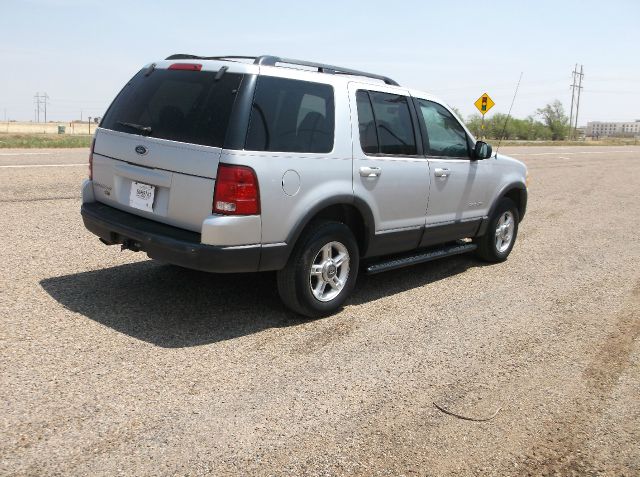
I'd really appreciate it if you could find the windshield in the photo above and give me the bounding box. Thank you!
[101,68,244,148]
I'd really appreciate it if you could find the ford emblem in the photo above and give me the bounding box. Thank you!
[135,145,147,155]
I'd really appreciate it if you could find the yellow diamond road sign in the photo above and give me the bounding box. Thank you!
[474,93,495,115]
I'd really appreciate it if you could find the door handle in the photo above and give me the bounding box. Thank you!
[359,166,382,178]
[434,168,450,178]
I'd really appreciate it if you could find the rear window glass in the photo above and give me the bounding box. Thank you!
[101,68,243,148]
[355,90,417,156]
[368,91,417,156]
[245,76,334,153]
[355,90,378,154]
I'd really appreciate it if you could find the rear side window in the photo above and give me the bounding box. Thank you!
[101,68,243,148]
[356,90,417,156]
[417,99,469,157]
[246,76,334,153]
[356,91,378,154]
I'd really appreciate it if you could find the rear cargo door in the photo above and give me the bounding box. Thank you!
[92,64,246,232]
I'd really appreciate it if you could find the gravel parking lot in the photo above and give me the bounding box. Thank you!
[1,146,639,476]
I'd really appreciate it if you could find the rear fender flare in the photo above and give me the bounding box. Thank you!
[285,195,375,258]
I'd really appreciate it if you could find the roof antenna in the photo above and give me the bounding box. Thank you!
[494,72,523,157]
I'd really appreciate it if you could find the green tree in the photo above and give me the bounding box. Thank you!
[466,113,483,137]
[536,100,570,140]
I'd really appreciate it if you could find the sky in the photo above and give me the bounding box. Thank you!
[1,0,639,125]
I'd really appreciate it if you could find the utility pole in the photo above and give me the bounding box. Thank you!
[43,93,49,123]
[33,92,49,123]
[569,64,577,140]
[574,65,584,140]
[34,93,40,122]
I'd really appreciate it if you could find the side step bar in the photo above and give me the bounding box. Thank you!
[365,242,477,275]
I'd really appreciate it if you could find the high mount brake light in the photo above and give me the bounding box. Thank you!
[213,164,260,215]
[168,63,202,71]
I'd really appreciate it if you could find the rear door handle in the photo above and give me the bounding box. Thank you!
[359,166,382,178]
[434,168,450,178]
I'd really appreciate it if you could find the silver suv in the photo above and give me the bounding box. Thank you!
[81,55,528,317]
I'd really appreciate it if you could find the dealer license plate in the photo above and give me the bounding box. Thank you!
[129,181,155,212]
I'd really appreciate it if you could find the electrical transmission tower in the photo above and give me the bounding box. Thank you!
[568,66,584,140]
[33,92,49,123]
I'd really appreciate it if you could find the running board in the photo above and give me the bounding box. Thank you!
[365,242,477,275]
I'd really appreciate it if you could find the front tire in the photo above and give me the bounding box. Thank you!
[475,197,519,262]
[277,221,359,318]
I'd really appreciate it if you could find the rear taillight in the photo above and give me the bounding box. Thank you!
[168,63,202,71]
[89,137,95,180]
[213,164,260,215]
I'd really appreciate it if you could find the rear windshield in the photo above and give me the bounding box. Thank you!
[101,68,243,148]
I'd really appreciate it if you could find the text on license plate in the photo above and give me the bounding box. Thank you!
[129,181,155,212]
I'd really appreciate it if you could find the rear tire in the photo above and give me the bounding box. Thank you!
[277,221,359,318]
[475,197,519,262]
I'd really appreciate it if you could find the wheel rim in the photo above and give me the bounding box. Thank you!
[495,210,515,253]
[309,241,350,302]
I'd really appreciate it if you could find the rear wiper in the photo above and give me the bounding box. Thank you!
[116,121,152,136]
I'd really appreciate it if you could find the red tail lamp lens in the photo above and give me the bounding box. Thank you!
[213,164,260,215]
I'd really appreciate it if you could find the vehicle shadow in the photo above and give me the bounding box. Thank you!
[40,255,485,348]
[353,254,484,306]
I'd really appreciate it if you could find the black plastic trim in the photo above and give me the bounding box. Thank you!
[258,244,292,271]
[406,94,424,157]
[365,241,477,274]
[419,218,482,248]
[81,202,260,273]
[365,228,423,259]
[274,195,376,268]
[489,183,527,222]
[224,74,258,150]
[518,187,528,221]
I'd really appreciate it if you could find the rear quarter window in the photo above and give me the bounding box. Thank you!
[245,76,334,153]
[101,68,243,148]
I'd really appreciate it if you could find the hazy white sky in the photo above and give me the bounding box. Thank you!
[1,0,639,124]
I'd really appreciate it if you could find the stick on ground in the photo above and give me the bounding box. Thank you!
[433,402,502,422]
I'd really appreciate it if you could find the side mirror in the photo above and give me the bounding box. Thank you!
[474,141,492,160]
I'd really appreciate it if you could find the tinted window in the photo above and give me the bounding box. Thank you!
[369,92,417,156]
[418,100,469,157]
[246,77,334,153]
[356,90,378,154]
[101,68,243,148]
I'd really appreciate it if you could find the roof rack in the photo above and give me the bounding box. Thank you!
[164,54,400,86]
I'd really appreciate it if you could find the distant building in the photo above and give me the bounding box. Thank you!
[585,120,640,137]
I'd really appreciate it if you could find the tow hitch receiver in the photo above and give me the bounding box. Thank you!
[120,239,142,252]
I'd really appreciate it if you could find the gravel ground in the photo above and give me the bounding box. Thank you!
[1,146,639,476]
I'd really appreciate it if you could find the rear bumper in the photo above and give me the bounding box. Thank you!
[81,202,263,273]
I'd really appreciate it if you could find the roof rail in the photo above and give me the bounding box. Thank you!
[164,54,400,86]
[165,54,257,62]
[254,56,399,86]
